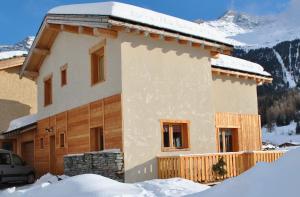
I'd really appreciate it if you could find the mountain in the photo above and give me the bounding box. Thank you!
[197,10,300,49]
[0,36,34,60]
[197,10,300,128]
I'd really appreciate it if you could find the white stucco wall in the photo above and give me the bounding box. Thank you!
[37,32,122,119]
[212,75,258,114]
[120,32,216,183]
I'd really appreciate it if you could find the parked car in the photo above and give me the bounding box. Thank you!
[0,149,35,184]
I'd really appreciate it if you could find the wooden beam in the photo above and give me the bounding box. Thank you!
[210,51,220,59]
[149,33,160,40]
[93,28,118,38]
[23,70,39,78]
[164,36,176,42]
[204,45,213,50]
[33,48,50,56]
[178,39,188,45]
[111,25,125,31]
[192,43,201,48]
[46,23,61,32]
[61,25,79,34]
[211,67,272,84]
[223,50,232,55]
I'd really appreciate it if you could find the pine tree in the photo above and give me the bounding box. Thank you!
[212,157,227,179]
[296,122,300,135]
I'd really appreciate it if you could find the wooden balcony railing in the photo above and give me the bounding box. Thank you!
[158,151,285,183]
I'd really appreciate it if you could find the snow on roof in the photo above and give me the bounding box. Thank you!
[211,54,271,77]
[5,114,37,133]
[0,50,27,61]
[48,2,233,46]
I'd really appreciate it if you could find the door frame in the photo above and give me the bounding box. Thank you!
[49,135,56,174]
[216,127,239,152]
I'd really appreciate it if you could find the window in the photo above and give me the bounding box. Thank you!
[161,120,190,151]
[60,133,65,148]
[90,127,104,151]
[44,76,52,106]
[91,47,105,85]
[40,138,44,149]
[2,142,13,151]
[0,153,11,165]
[218,128,238,152]
[12,154,23,166]
[60,65,67,86]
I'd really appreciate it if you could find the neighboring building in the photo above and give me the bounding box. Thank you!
[0,56,37,155]
[4,2,271,182]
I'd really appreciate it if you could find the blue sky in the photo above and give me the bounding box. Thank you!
[0,0,290,45]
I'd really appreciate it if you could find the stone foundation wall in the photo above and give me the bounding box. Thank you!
[64,150,124,182]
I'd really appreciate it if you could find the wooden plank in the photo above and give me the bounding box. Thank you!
[157,151,285,183]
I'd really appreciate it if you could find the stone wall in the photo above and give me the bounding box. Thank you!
[64,149,124,182]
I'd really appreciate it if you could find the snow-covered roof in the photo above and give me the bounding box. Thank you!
[5,114,37,133]
[211,54,271,77]
[48,2,232,46]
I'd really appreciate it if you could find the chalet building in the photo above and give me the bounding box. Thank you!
[0,56,37,157]
[4,2,272,182]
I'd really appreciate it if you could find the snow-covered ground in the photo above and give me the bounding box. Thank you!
[2,148,300,197]
[262,121,300,146]
[187,147,300,197]
[0,174,209,197]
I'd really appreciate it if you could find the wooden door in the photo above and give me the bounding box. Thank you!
[49,135,56,174]
[21,141,34,167]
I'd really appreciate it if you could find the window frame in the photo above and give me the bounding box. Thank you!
[60,64,68,87]
[217,128,239,153]
[160,120,190,152]
[59,133,65,148]
[40,137,44,149]
[43,74,53,107]
[89,40,106,86]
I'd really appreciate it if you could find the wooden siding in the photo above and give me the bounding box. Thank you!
[215,112,262,151]
[158,151,285,183]
[34,94,122,176]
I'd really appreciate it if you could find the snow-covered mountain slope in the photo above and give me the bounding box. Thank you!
[0,36,34,60]
[196,10,300,49]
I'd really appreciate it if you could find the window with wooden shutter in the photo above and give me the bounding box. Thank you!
[161,120,190,151]
[91,47,105,85]
[44,75,52,106]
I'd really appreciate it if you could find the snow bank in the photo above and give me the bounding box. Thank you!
[262,121,300,146]
[0,174,209,197]
[187,147,300,197]
[5,114,37,133]
[48,2,232,45]
[211,54,271,77]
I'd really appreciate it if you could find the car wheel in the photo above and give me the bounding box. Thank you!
[27,173,35,184]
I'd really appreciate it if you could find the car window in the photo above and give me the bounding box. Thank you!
[12,154,23,166]
[0,153,11,165]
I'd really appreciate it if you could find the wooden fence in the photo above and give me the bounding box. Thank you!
[158,151,285,183]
